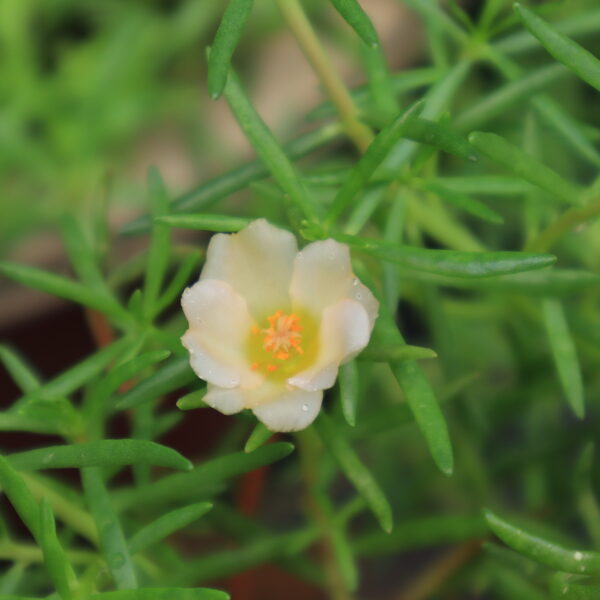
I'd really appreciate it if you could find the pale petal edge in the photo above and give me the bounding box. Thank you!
[201,383,323,432]
[181,279,261,389]
[200,219,298,318]
[203,385,246,415]
[288,299,371,392]
[253,388,323,432]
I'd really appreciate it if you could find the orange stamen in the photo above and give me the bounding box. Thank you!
[260,310,304,360]
[250,310,306,375]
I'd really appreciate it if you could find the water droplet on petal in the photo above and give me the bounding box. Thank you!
[352,278,359,286]
[301,403,309,412]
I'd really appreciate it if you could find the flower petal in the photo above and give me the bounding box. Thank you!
[253,388,323,432]
[203,385,246,415]
[290,239,350,314]
[347,279,379,330]
[288,299,371,392]
[290,239,379,327]
[181,279,261,388]
[200,219,297,318]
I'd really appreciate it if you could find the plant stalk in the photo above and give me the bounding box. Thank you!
[526,197,600,252]
[274,0,374,153]
[297,429,354,600]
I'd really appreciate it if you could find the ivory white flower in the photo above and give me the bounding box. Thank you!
[180,219,378,432]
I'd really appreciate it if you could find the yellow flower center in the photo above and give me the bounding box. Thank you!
[246,309,318,380]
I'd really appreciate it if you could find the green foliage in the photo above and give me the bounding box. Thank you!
[207,0,255,99]
[82,466,138,590]
[0,0,223,250]
[329,0,380,48]
[39,498,78,600]
[340,234,556,277]
[2,0,600,598]
[0,345,41,394]
[142,167,171,319]
[325,100,424,225]
[0,456,43,540]
[514,3,600,92]
[8,441,192,472]
[468,131,584,205]
[114,444,295,511]
[243,423,272,453]
[115,357,196,411]
[155,214,252,233]
[222,66,321,225]
[542,299,585,419]
[315,415,393,533]
[338,360,359,426]
[128,502,213,554]
[485,510,600,575]
[0,262,129,321]
[89,591,229,600]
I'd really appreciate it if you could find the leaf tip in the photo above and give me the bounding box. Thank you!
[482,508,497,525]
[436,452,454,477]
[467,131,481,145]
[278,441,296,456]
[441,463,454,477]
[343,413,356,427]
[207,65,226,101]
[572,403,586,420]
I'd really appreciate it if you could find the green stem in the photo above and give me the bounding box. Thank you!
[526,197,600,252]
[274,0,374,153]
[296,429,354,600]
[20,472,98,544]
[81,467,138,590]
[0,540,97,565]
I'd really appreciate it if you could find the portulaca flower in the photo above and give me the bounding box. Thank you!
[181,219,378,432]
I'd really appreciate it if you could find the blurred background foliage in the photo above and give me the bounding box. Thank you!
[0,0,218,251]
[0,0,348,254]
